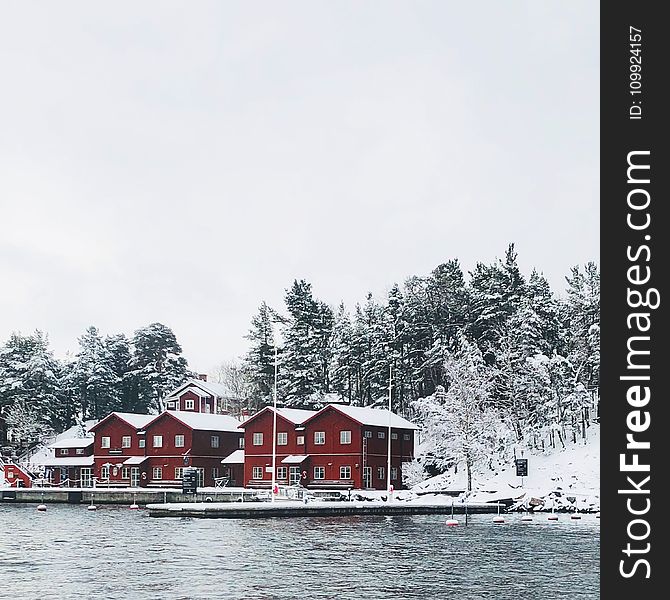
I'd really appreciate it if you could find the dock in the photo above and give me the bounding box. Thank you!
[146,500,504,518]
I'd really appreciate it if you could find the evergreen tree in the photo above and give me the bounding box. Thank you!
[329,303,355,403]
[244,302,281,409]
[129,323,191,413]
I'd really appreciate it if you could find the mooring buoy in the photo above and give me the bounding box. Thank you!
[445,519,459,527]
[36,504,47,512]
[493,516,505,524]
[129,503,140,510]
[521,515,533,522]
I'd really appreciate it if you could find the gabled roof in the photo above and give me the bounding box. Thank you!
[164,379,230,399]
[146,410,241,433]
[89,412,155,432]
[49,438,94,449]
[238,406,317,428]
[303,404,418,430]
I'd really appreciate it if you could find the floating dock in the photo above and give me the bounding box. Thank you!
[146,500,504,519]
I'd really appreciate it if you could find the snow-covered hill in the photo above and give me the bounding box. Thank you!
[411,424,599,512]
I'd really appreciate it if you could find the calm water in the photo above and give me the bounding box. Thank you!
[0,504,599,600]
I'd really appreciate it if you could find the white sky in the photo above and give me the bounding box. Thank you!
[0,2,599,373]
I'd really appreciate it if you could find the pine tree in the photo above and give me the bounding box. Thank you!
[129,323,191,413]
[330,303,355,403]
[244,302,281,409]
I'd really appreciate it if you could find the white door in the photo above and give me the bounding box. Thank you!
[131,467,140,487]
[289,466,300,485]
[80,468,92,488]
[363,467,372,489]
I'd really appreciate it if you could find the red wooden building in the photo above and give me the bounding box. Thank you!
[89,410,243,488]
[42,438,95,487]
[164,377,233,414]
[240,405,417,490]
[0,460,33,488]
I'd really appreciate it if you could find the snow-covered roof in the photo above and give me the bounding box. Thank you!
[321,405,418,429]
[281,455,309,464]
[221,449,244,464]
[123,456,149,465]
[49,438,94,449]
[163,410,241,432]
[40,456,94,467]
[165,379,230,399]
[110,412,156,429]
[238,407,317,428]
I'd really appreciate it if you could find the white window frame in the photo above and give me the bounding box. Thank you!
[152,467,163,480]
[377,466,385,480]
[252,432,263,446]
[313,466,325,479]
[239,437,245,449]
[378,431,385,439]
[391,467,398,481]
[314,431,325,445]
[211,435,220,448]
[252,466,263,480]
[175,434,185,448]
[340,430,351,444]
[340,466,351,480]
[391,432,398,440]
[153,435,163,448]
[101,437,110,449]
[185,399,195,410]
[100,466,109,479]
[122,436,131,448]
[364,430,372,439]
[277,432,288,446]
[76,448,84,455]
[277,466,287,480]
[296,435,305,445]
[60,449,69,455]
[175,467,184,480]
[211,467,219,480]
[121,467,130,480]
[403,433,411,441]
[139,438,146,448]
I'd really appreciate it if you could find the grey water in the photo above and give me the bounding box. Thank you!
[0,504,599,599]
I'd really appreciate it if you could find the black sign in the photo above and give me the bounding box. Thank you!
[182,467,198,495]
[515,458,528,477]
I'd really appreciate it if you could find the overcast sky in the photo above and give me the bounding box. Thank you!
[0,2,599,373]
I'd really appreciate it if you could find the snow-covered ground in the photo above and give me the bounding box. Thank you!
[410,425,599,512]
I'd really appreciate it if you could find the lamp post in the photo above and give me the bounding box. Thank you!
[387,364,392,501]
[271,343,278,503]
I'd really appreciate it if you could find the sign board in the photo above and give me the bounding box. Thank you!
[182,467,198,495]
[515,458,528,477]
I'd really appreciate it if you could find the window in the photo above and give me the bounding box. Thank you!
[76,448,84,455]
[340,466,351,480]
[391,433,398,440]
[204,404,211,414]
[152,467,163,480]
[364,430,372,438]
[378,431,385,439]
[185,399,194,410]
[211,435,220,448]
[377,466,385,480]
[166,401,175,409]
[313,466,325,479]
[175,435,185,448]
[175,467,184,480]
[252,466,263,480]
[139,439,146,448]
[153,435,163,448]
[391,467,398,481]
[340,430,351,444]
[253,432,263,446]
[101,437,110,449]
[403,433,411,441]
[121,467,130,480]
[100,466,109,479]
[314,431,325,445]
[296,435,305,445]
[277,432,288,446]
[211,467,219,480]
[122,436,131,448]
[289,466,301,485]
[60,449,69,455]
[277,466,287,480]
[239,437,245,449]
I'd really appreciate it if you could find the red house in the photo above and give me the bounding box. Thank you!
[240,408,317,488]
[142,411,243,488]
[163,378,233,414]
[240,404,417,491]
[0,461,33,488]
[42,438,95,487]
[89,412,156,487]
[301,405,417,490]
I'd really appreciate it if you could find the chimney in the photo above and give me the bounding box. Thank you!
[241,409,250,418]
[198,373,208,382]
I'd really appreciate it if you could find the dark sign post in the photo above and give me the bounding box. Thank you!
[182,467,198,496]
[515,458,528,486]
